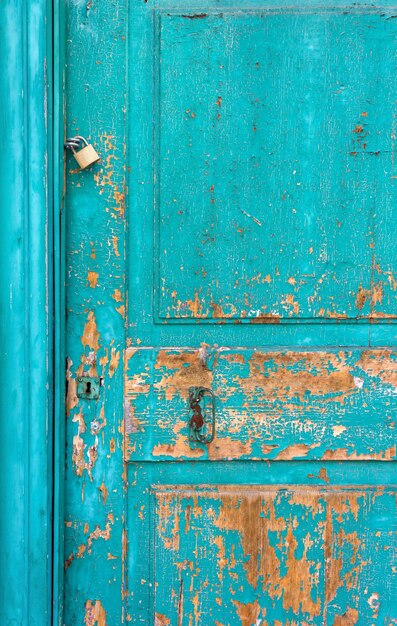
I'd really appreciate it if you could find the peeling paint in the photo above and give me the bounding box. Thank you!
[64,4,397,624]
[84,600,107,626]
[125,348,397,461]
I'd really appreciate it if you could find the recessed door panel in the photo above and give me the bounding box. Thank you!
[151,485,397,625]
[156,11,397,321]
[125,347,397,461]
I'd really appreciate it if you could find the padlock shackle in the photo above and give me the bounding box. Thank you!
[64,135,89,152]
[73,135,89,147]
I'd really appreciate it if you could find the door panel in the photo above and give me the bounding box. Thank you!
[153,485,396,624]
[127,463,397,624]
[64,0,397,624]
[156,11,397,322]
[125,347,397,461]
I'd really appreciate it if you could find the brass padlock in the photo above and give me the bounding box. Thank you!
[65,135,101,170]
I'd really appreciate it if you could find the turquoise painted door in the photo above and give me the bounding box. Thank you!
[64,1,397,624]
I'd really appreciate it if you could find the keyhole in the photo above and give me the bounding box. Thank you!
[86,381,91,394]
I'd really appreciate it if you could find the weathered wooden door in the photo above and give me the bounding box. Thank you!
[64,1,397,624]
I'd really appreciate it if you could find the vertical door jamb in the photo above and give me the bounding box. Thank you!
[0,0,58,623]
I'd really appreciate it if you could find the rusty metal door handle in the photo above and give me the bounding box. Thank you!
[188,387,216,444]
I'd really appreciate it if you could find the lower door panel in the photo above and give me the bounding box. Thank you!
[127,462,397,625]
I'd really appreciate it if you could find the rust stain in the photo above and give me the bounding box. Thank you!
[84,600,107,626]
[64,553,74,569]
[250,313,281,324]
[355,285,370,310]
[170,292,240,319]
[262,444,279,455]
[177,574,184,626]
[356,281,383,310]
[210,301,237,318]
[186,291,202,317]
[325,311,348,319]
[155,614,171,626]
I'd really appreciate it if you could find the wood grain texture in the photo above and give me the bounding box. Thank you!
[63,0,127,623]
[64,1,397,624]
[0,0,53,623]
[125,347,397,461]
[152,485,397,624]
[156,11,397,321]
[126,461,397,624]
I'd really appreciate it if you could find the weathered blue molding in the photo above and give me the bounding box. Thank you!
[0,1,54,623]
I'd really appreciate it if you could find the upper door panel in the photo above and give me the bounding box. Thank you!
[154,10,397,322]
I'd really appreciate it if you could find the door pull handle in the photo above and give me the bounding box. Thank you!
[188,386,216,444]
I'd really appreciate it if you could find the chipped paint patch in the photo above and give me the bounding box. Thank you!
[87,270,99,288]
[333,608,358,625]
[72,434,98,478]
[81,311,100,352]
[84,600,107,626]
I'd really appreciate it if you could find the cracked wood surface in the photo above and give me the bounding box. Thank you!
[152,485,397,624]
[64,0,397,623]
[125,347,397,461]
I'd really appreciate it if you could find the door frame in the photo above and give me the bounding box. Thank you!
[0,1,64,623]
